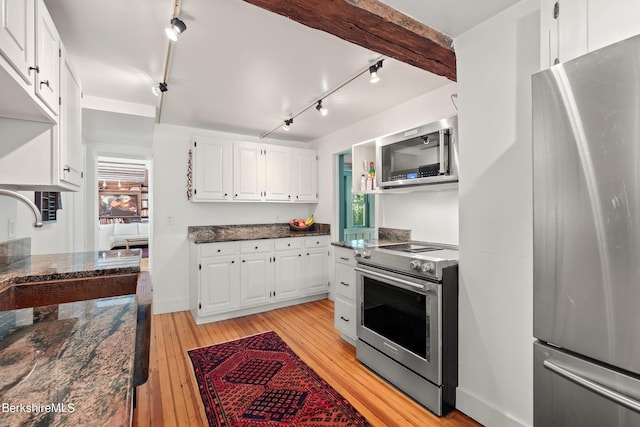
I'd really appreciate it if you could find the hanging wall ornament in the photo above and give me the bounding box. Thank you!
[187,149,193,200]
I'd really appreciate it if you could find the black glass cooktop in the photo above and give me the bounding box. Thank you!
[379,243,441,253]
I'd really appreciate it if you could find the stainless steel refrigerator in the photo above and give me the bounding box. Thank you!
[533,34,640,426]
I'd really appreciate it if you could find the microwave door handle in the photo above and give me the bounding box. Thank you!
[439,129,445,174]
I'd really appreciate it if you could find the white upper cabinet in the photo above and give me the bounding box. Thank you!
[541,0,640,68]
[0,38,81,190]
[192,137,232,201]
[0,0,56,122]
[59,42,82,187]
[291,149,318,202]
[229,142,318,203]
[34,0,59,116]
[0,0,34,84]
[233,142,264,201]
[264,145,290,201]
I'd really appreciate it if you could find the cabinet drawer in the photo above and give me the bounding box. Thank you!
[334,262,356,300]
[275,238,303,251]
[199,242,239,257]
[240,240,274,254]
[334,296,357,339]
[304,236,330,248]
[334,247,356,267]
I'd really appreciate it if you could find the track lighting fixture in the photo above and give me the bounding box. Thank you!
[260,56,385,138]
[369,60,384,83]
[165,17,187,41]
[152,82,168,96]
[315,100,328,116]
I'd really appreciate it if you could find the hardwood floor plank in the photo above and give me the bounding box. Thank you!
[133,299,481,427]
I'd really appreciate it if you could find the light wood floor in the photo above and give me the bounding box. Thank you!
[132,299,482,427]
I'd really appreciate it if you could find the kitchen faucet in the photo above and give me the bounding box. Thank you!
[0,189,43,228]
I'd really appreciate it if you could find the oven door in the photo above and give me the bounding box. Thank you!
[355,265,441,384]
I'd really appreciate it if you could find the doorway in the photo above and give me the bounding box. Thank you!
[338,152,375,241]
[97,156,151,270]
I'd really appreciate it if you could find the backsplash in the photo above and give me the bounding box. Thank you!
[0,237,30,266]
[378,227,411,242]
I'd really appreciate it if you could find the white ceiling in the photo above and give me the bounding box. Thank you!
[45,0,519,143]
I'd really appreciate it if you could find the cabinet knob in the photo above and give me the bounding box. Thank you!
[242,260,245,263]
[217,249,221,252]
[287,243,290,247]
[255,246,258,250]
[40,80,50,88]
[29,65,40,73]
[231,260,235,264]
[63,166,71,172]
[224,193,228,197]
[235,194,238,197]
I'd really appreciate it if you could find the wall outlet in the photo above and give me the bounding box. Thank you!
[8,219,15,238]
[166,215,174,225]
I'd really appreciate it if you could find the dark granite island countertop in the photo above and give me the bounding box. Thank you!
[0,250,142,292]
[0,295,137,426]
[188,223,331,243]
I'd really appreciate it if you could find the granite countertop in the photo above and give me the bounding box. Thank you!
[0,295,137,426]
[0,249,141,293]
[188,223,331,243]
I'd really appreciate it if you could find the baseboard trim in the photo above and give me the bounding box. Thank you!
[153,298,189,314]
[456,388,529,427]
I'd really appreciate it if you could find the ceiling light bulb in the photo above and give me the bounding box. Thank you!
[165,27,178,41]
[316,100,328,116]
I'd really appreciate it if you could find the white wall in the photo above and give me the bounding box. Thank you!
[151,124,314,314]
[0,198,17,242]
[311,83,459,243]
[454,1,539,426]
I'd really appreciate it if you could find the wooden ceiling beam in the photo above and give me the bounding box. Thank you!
[242,0,456,81]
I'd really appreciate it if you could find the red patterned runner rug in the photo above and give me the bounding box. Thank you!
[188,331,371,426]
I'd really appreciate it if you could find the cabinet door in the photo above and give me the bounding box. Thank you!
[199,255,240,315]
[193,137,232,201]
[233,142,264,201]
[274,249,302,300]
[59,43,82,187]
[34,0,59,115]
[240,252,273,306]
[264,145,290,201]
[0,0,34,83]
[294,149,318,202]
[304,247,329,294]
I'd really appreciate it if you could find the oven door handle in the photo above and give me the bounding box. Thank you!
[355,267,426,291]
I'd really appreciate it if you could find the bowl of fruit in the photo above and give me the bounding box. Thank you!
[289,215,315,231]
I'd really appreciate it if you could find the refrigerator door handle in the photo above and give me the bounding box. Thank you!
[544,359,640,414]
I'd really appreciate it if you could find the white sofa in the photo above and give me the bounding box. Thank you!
[98,223,149,250]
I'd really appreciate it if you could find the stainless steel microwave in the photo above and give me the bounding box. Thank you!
[376,116,458,188]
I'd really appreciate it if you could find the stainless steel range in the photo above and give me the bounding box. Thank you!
[354,242,458,416]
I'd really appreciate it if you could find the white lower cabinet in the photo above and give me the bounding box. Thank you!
[333,246,357,343]
[191,236,330,324]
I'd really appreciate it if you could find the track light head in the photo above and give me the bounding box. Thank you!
[316,100,328,116]
[166,17,187,41]
[283,118,293,131]
[369,60,384,83]
[152,82,168,96]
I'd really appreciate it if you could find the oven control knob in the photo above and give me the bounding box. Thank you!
[421,262,435,274]
[362,250,371,259]
[409,260,421,270]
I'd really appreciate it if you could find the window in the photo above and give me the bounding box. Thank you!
[348,193,369,228]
